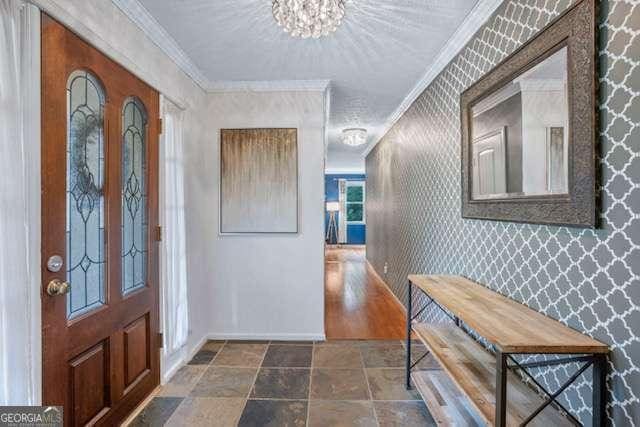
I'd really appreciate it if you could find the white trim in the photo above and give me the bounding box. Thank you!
[111,0,210,90]
[207,333,326,341]
[161,347,189,384]
[325,168,366,175]
[158,95,168,380]
[207,79,331,93]
[367,262,407,314]
[158,95,190,383]
[158,94,168,381]
[161,335,208,384]
[364,0,505,157]
[161,330,327,384]
[323,84,332,151]
[0,1,41,405]
[24,4,42,405]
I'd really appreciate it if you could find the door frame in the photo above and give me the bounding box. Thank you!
[40,13,161,424]
[5,1,44,406]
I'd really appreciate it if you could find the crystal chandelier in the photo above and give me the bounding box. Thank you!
[342,128,367,146]
[272,0,346,39]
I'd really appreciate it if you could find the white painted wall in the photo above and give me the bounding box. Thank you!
[325,148,366,174]
[186,91,327,341]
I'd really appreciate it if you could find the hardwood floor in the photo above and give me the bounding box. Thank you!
[325,246,406,339]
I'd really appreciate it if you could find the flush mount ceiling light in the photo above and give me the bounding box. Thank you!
[272,0,346,39]
[342,128,367,147]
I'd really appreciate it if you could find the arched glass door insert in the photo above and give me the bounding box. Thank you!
[121,97,148,294]
[66,70,106,319]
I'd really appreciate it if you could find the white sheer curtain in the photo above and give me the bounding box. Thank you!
[160,96,189,357]
[0,0,41,404]
[337,179,347,244]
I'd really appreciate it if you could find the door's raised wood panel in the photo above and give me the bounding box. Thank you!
[69,342,110,426]
[123,315,150,391]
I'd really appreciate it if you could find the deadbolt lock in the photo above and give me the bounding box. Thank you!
[46,279,70,296]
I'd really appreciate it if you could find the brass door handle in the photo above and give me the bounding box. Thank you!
[47,279,70,296]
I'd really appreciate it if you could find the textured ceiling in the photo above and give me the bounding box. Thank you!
[136,0,482,172]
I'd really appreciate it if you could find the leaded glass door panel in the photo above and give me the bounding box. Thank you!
[41,15,160,426]
[121,98,148,295]
[66,70,107,319]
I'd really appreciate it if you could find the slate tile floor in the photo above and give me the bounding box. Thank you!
[129,340,438,426]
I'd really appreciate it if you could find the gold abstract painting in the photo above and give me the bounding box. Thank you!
[220,128,298,233]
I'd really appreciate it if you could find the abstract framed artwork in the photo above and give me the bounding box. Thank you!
[220,128,298,233]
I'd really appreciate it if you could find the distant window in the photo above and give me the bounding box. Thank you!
[346,181,365,224]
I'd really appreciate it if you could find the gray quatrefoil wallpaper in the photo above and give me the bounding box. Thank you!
[366,0,639,425]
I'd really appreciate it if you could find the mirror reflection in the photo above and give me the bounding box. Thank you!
[470,46,569,199]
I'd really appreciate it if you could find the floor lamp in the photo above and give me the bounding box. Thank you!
[326,202,340,244]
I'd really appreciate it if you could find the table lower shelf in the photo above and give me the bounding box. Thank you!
[411,369,484,426]
[411,323,575,427]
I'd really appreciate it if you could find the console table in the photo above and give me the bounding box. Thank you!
[405,275,609,426]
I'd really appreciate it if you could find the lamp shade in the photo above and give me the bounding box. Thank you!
[326,202,340,212]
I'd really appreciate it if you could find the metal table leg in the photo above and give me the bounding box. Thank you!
[495,350,508,427]
[592,353,607,427]
[406,280,412,389]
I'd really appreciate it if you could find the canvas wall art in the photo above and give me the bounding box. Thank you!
[220,128,298,233]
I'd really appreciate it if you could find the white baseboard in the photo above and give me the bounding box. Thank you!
[161,335,208,384]
[161,331,325,384]
[207,332,326,342]
[161,357,183,385]
[159,330,326,385]
[186,335,209,359]
[366,262,407,314]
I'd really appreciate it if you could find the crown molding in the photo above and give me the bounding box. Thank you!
[206,79,331,93]
[108,2,331,94]
[111,0,210,90]
[364,0,505,157]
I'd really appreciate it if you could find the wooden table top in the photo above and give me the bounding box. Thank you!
[408,274,609,354]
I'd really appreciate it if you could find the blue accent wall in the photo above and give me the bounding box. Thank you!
[325,174,366,244]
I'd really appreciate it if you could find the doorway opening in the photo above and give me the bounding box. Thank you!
[323,174,404,339]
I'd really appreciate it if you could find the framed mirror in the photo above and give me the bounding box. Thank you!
[460,0,597,227]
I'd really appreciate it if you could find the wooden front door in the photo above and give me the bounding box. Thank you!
[41,15,160,426]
